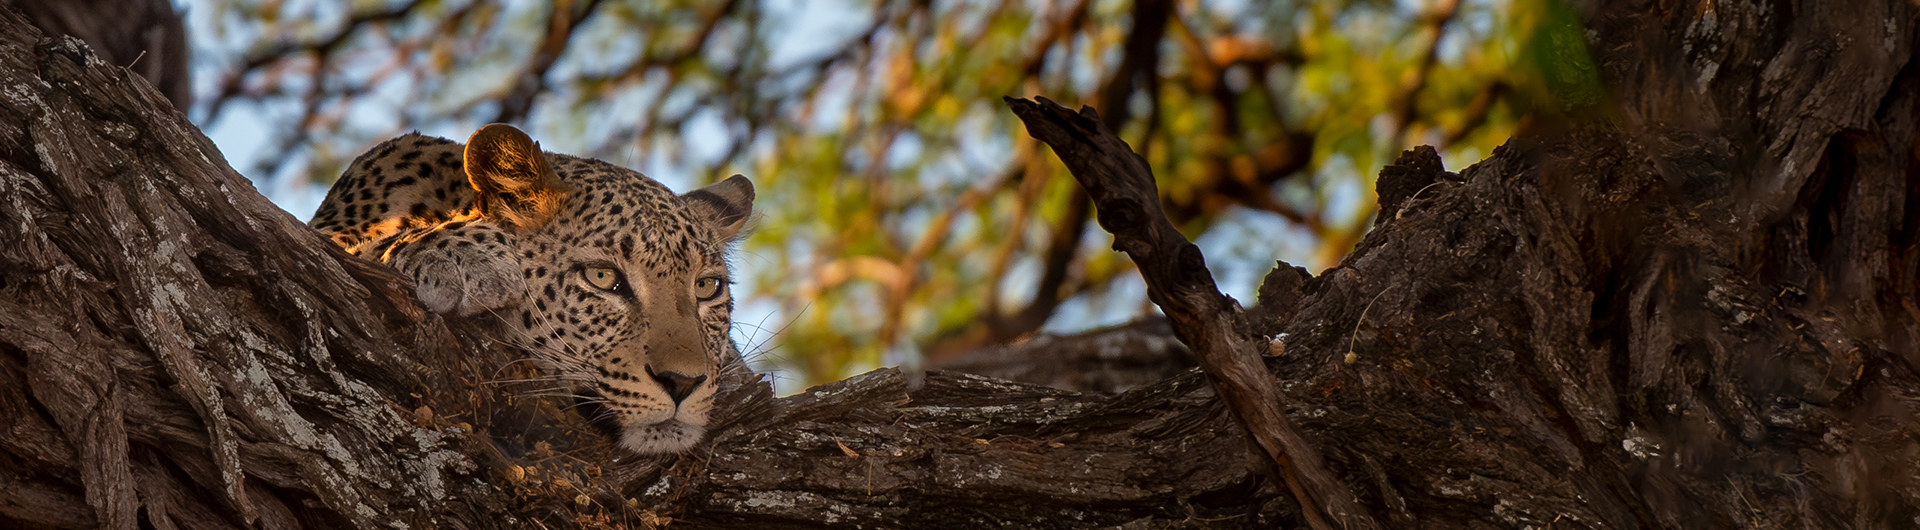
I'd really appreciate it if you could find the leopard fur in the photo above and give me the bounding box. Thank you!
[309,124,754,454]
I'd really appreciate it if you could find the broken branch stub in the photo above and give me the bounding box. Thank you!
[1004,95,1377,530]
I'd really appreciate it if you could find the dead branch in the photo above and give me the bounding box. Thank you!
[1005,95,1376,530]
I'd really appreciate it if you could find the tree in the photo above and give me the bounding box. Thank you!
[2,0,189,109]
[4,1,1919,529]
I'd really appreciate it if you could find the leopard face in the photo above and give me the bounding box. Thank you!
[310,124,754,454]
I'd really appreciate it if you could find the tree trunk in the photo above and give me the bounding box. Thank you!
[2,0,189,109]
[2,1,1917,529]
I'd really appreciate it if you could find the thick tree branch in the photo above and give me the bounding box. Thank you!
[4,0,190,109]
[0,20,500,528]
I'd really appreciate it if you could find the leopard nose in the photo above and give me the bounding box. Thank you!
[645,366,708,404]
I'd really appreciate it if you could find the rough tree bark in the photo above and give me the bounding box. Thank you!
[1,0,189,109]
[2,1,1918,530]
[932,318,1196,395]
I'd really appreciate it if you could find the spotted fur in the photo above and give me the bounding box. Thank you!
[310,124,754,454]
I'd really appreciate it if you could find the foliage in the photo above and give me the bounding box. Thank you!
[189,0,1565,387]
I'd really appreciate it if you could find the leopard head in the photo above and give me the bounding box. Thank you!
[457,124,754,454]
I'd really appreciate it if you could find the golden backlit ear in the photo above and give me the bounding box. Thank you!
[465,124,570,232]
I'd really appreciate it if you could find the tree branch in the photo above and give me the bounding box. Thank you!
[1005,95,1376,530]
[201,0,430,125]
[492,0,608,124]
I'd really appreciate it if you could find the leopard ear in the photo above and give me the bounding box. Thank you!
[465,124,570,232]
[682,174,754,241]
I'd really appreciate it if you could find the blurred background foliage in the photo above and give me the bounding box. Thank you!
[182,0,1572,391]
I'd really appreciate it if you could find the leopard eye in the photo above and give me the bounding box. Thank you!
[694,276,725,301]
[583,267,624,292]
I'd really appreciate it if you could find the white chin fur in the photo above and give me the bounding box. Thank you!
[619,421,705,454]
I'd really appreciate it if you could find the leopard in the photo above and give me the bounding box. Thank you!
[309,123,754,454]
